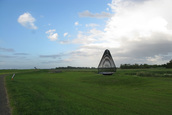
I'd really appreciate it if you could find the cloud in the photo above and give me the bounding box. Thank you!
[14,53,29,55]
[40,54,61,59]
[79,10,113,18]
[65,0,172,67]
[0,55,16,58]
[71,29,104,45]
[18,12,37,29]
[45,29,58,41]
[106,8,110,11]
[41,59,72,64]
[146,55,166,65]
[0,47,15,52]
[74,21,79,26]
[86,23,99,28]
[64,32,68,37]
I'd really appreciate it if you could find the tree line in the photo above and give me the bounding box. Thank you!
[120,60,172,69]
[56,66,96,69]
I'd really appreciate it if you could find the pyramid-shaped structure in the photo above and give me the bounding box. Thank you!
[98,49,116,75]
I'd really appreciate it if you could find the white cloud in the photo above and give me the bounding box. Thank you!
[72,29,104,45]
[86,23,99,28]
[64,32,68,37]
[146,55,167,65]
[105,0,172,40]
[65,0,172,67]
[46,29,58,41]
[18,12,37,29]
[79,10,113,18]
[75,21,79,26]
[106,8,109,11]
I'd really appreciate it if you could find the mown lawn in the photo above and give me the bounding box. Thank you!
[4,69,172,115]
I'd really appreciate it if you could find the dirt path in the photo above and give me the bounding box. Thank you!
[0,75,11,115]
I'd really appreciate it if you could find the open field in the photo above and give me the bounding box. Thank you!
[3,69,172,115]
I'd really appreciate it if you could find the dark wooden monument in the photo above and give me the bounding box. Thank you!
[98,49,116,75]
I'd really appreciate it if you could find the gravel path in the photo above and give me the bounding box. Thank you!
[0,75,11,115]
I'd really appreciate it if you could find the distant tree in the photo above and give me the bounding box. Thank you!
[166,60,172,68]
[120,63,165,69]
[56,66,93,69]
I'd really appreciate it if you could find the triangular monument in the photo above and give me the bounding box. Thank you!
[98,49,116,75]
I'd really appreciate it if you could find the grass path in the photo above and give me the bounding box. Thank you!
[0,74,11,115]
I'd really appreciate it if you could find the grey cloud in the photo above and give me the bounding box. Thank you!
[14,53,29,55]
[59,40,70,44]
[79,10,113,18]
[112,41,172,60]
[70,51,89,57]
[41,59,71,64]
[119,33,172,58]
[0,47,15,52]
[128,41,172,58]
[41,60,63,64]
[40,54,61,59]
[108,35,172,66]
[0,55,16,58]
[0,54,28,60]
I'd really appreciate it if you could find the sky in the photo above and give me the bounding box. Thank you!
[0,0,172,69]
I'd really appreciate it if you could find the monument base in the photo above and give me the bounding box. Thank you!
[99,72,114,75]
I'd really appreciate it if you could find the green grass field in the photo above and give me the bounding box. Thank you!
[3,69,172,115]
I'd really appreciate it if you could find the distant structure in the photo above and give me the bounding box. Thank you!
[98,49,116,75]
